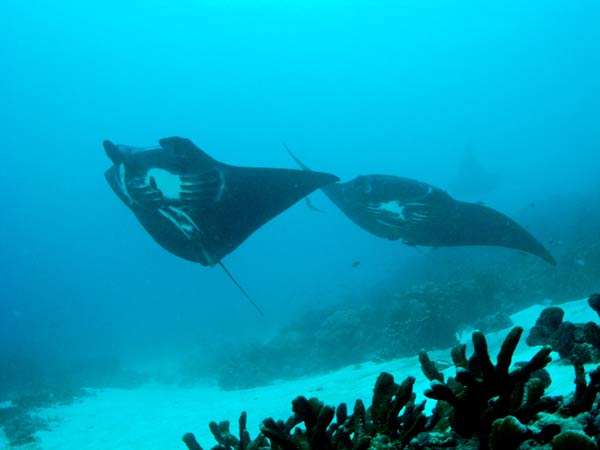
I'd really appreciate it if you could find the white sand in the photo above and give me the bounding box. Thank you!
[2,298,597,450]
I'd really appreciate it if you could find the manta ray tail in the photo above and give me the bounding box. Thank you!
[218,261,264,316]
[283,143,312,171]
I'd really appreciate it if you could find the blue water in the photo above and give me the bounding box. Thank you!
[1,0,599,370]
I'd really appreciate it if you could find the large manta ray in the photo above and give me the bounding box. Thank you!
[104,137,339,313]
[286,147,555,265]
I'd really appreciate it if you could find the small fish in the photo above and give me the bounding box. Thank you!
[352,260,361,268]
[575,259,586,267]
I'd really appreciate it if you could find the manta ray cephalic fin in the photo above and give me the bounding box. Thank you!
[159,136,220,168]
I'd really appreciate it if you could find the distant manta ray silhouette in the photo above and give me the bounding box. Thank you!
[104,137,339,314]
[448,145,501,197]
[285,145,555,265]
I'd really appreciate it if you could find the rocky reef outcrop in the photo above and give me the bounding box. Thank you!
[526,294,600,363]
[196,230,600,391]
[213,279,514,391]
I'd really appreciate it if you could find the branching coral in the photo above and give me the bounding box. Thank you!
[259,373,427,450]
[182,412,269,450]
[183,322,600,450]
[560,361,600,417]
[184,372,426,450]
[423,326,558,438]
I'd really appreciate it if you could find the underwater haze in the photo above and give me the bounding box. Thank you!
[1,0,599,402]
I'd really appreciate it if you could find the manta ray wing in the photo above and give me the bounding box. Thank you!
[367,196,556,264]
[428,200,556,265]
[105,138,339,266]
[182,165,340,265]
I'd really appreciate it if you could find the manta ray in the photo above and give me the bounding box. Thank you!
[104,137,339,313]
[285,146,555,265]
[448,145,501,198]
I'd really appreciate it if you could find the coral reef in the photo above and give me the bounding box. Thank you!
[589,294,600,319]
[198,232,600,391]
[526,307,564,346]
[423,327,558,440]
[551,430,597,450]
[184,371,427,450]
[183,326,600,450]
[213,279,514,391]
[0,387,87,446]
[526,293,600,363]
[181,411,270,450]
[0,353,147,447]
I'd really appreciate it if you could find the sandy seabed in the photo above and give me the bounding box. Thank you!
[1,298,596,450]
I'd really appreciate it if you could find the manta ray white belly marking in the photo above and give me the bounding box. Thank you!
[368,201,408,221]
[158,206,214,265]
[404,203,430,222]
[158,206,202,239]
[146,168,182,200]
[368,200,430,227]
[141,168,225,203]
